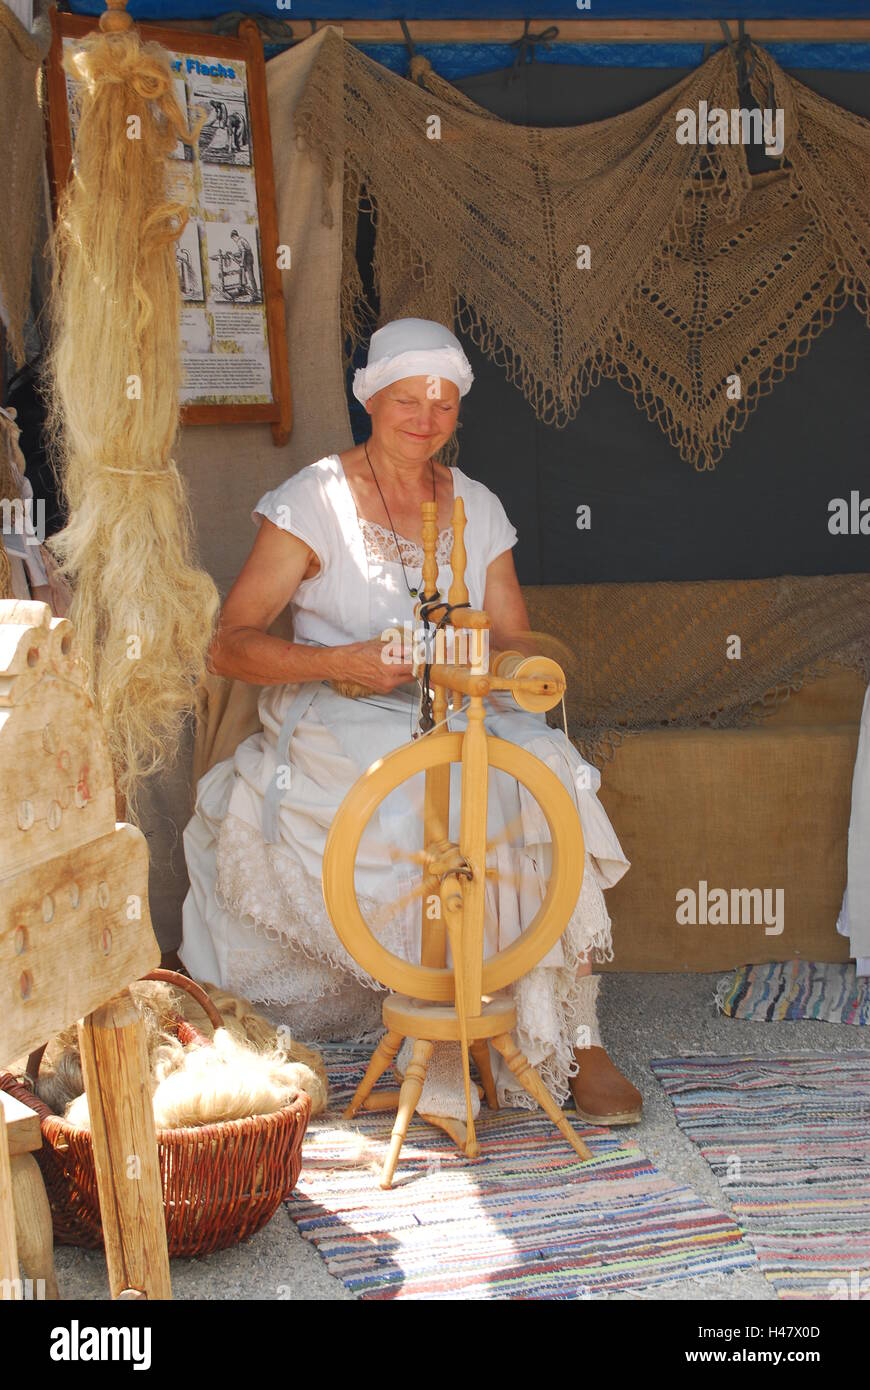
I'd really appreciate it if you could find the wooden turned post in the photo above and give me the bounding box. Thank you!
[99,0,134,33]
[420,500,439,606]
[343,1030,403,1118]
[448,496,468,610]
[441,873,479,1158]
[491,1033,593,1162]
[381,1038,434,1189]
[420,498,449,964]
[471,1041,499,1111]
[0,1108,19,1299]
[458,696,488,1012]
[77,990,172,1300]
[12,1155,59,1300]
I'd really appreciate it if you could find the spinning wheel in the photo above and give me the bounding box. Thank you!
[324,734,584,1001]
[322,496,594,1187]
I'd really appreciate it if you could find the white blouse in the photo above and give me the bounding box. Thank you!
[251,453,519,649]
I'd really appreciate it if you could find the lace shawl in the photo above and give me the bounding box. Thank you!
[294,29,870,468]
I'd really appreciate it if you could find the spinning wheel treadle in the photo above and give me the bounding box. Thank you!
[321,494,594,1187]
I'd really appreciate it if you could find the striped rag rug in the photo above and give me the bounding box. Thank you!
[651,1053,870,1300]
[285,1046,752,1300]
[716,961,870,1025]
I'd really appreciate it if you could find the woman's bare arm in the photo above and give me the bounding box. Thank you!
[482,548,531,653]
[208,518,413,690]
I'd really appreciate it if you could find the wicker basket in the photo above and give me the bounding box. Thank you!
[0,971,311,1257]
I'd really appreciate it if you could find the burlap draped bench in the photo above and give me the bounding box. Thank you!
[595,665,862,972]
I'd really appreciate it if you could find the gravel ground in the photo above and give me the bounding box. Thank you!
[52,970,869,1301]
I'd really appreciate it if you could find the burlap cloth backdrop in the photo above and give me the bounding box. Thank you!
[293,27,870,470]
[188,26,351,790]
[523,575,870,766]
[0,6,51,368]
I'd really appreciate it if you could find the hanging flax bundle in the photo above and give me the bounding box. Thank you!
[0,6,51,367]
[294,29,870,468]
[0,415,17,600]
[45,23,219,818]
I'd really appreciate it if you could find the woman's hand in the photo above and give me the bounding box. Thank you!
[340,636,415,692]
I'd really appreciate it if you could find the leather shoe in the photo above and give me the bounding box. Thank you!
[569,1045,642,1125]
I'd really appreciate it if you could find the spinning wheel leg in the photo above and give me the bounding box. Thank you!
[344,1030,403,1119]
[490,1033,592,1162]
[381,1038,434,1189]
[471,1041,499,1111]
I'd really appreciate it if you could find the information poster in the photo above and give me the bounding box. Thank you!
[63,41,273,407]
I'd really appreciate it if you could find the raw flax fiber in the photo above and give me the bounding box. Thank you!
[294,29,870,470]
[45,27,220,819]
[0,410,21,600]
[0,6,50,368]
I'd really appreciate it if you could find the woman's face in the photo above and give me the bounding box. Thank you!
[366,375,460,462]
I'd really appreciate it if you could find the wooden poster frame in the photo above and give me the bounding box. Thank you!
[44,7,292,446]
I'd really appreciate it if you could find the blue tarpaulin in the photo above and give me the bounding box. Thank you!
[65,2,870,71]
[65,2,870,17]
[320,42,870,72]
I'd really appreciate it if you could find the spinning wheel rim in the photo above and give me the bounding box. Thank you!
[322,732,585,1002]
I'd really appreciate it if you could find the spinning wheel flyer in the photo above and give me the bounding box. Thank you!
[62,39,273,408]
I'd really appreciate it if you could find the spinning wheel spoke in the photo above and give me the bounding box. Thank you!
[387,847,432,869]
[366,878,429,932]
[359,806,451,872]
[369,853,540,929]
[485,811,526,853]
[484,865,534,893]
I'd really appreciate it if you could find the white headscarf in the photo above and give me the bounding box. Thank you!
[352,317,474,405]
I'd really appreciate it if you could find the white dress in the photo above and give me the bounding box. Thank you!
[181,454,630,1113]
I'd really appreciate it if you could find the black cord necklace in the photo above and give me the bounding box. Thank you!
[364,439,436,599]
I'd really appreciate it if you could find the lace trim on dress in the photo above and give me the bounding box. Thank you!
[360,519,453,569]
[505,860,613,1111]
[224,939,386,1044]
[215,811,416,994]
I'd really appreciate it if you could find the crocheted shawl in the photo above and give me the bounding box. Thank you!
[293,28,870,469]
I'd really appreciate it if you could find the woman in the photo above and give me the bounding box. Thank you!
[181,317,641,1125]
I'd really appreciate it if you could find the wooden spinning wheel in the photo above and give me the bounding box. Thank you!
[322,496,593,1188]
